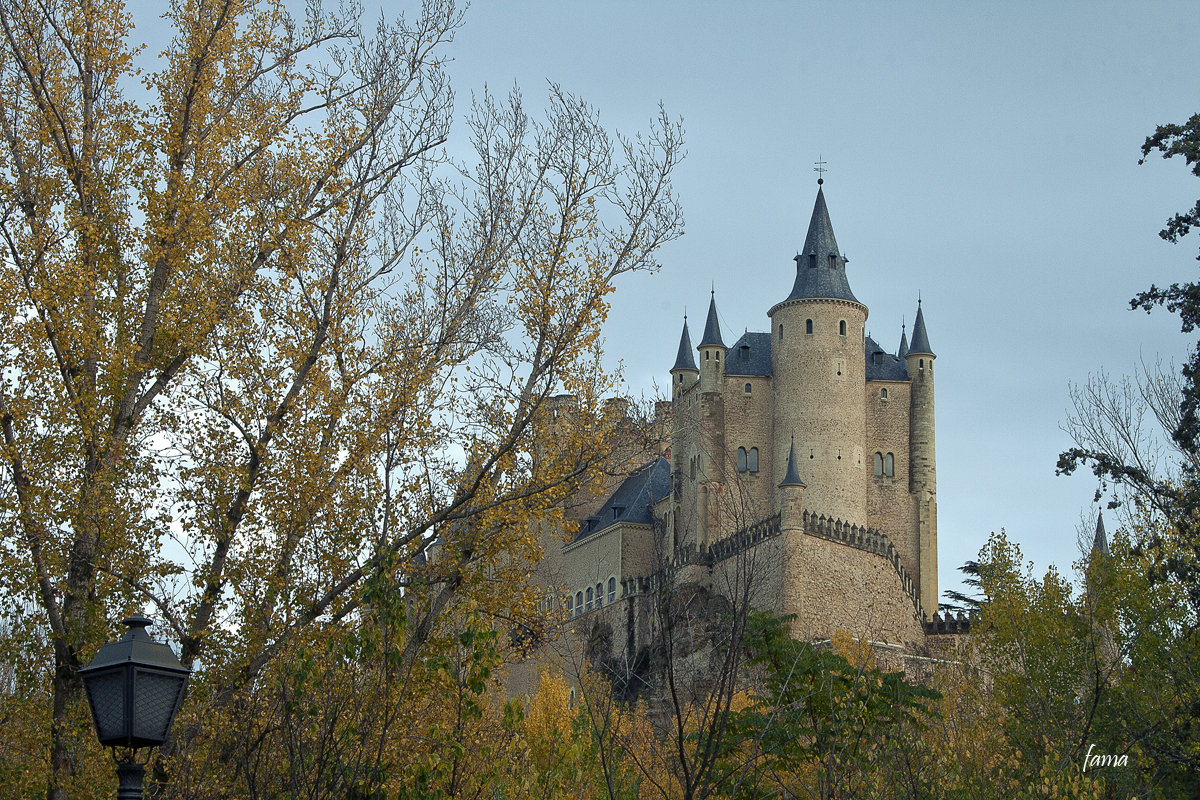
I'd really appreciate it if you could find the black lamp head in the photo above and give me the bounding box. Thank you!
[79,616,191,750]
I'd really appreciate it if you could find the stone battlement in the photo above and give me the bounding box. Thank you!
[617,509,926,622]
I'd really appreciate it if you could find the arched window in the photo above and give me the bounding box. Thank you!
[576,591,583,616]
[874,452,883,476]
[880,387,888,399]
[585,587,593,612]
[566,596,573,616]
[748,448,759,472]
[779,323,784,340]
[885,453,895,477]
[706,351,710,360]
[737,447,747,472]
[715,350,720,362]
[744,382,752,395]
[690,454,697,480]
[919,358,924,369]
[839,320,846,336]
[595,583,603,608]
[806,319,813,335]
[608,577,616,604]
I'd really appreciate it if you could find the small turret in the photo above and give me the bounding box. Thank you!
[698,291,726,393]
[904,298,937,616]
[670,316,699,396]
[778,436,806,534]
[898,323,909,359]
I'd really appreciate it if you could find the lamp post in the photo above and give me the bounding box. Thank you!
[78,616,191,800]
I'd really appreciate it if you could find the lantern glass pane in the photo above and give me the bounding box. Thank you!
[132,670,185,743]
[85,670,127,742]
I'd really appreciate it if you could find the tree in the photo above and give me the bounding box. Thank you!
[0,0,684,796]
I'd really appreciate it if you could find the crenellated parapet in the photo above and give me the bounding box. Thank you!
[799,510,925,620]
[923,610,972,636]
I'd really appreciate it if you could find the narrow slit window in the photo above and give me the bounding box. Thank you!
[779,323,784,340]
[806,319,813,335]
[839,320,846,336]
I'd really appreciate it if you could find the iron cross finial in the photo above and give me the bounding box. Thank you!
[814,156,827,185]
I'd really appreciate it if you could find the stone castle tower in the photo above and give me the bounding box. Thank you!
[555,182,950,659]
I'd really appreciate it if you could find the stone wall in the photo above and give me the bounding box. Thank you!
[864,379,920,583]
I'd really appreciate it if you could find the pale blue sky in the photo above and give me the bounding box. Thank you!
[439,1,1200,599]
[127,1,1200,602]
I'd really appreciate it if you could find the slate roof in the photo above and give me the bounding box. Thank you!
[573,457,671,542]
[699,293,725,347]
[865,335,909,381]
[909,302,934,356]
[672,318,698,372]
[779,438,805,487]
[898,327,909,359]
[784,186,861,304]
[725,332,773,377]
[1093,512,1108,555]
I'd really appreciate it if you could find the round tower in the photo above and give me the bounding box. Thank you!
[768,183,868,525]
[904,299,937,616]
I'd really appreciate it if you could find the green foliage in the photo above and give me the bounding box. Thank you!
[720,610,940,799]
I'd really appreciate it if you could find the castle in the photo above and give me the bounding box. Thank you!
[540,182,965,675]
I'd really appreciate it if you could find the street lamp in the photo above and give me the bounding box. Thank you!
[78,616,191,800]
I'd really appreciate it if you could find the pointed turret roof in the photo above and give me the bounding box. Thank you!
[699,291,725,348]
[908,301,934,356]
[784,185,860,304]
[1092,512,1108,555]
[671,317,698,372]
[778,437,806,487]
[898,325,909,359]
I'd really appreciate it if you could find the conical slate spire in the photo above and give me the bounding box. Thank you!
[784,185,860,304]
[908,301,934,356]
[898,324,909,359]
[672,317,698,372]
[1092,512,1108,555]
[699,291,725,348]
[779,437,806,487]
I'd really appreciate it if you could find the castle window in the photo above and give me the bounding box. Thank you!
[919,358,924,369]
[873,352,883,365]
[880,387,888,399]
[612,504,625,519]
[585,587,593,612]
[809,253,816,268]
[737,447,747,472]
[748,448,759,472]
[739,345,750,360]
[595,583,603,608]
[779,324,784,340]
[566,596,573,616]
[874,452,883,476]
[829,254,837,269]
[608,577,616,604]
[806,319,813,335]
[716,350,720,362]
[839,320,847,336]
[576,591,583,616]
[706,351,710,360]
[744,382,752,395]
[885,453,895,477]
[690,455,697,480]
